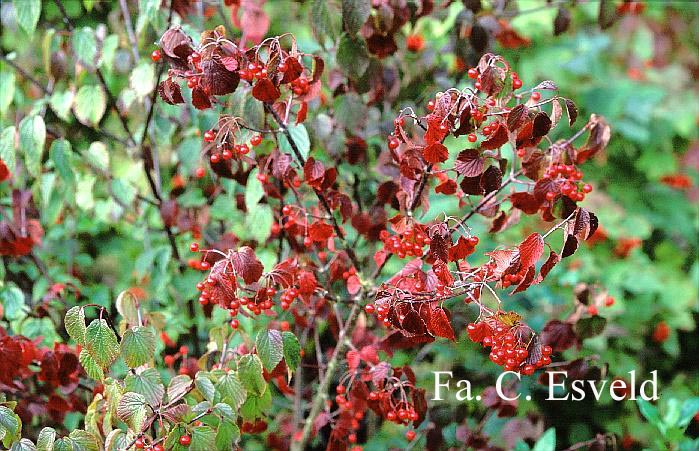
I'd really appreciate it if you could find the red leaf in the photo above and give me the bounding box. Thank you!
[229,246,264,284]
[455,149,485,176]
[481,125,509,150]
[346,350,360,370]
[157,78,184,105]
[309,222,334,242]
[298,270,317,296]
[429,307,455,340]
[347,275,361,295]
[518,233,544,269]
[423,142,449,164]
[252,78,281,103]
[535,251,561,284]
[303,157,325,188]
[191,87,211,110]
[359,345,379,365]
[373,249,387,268]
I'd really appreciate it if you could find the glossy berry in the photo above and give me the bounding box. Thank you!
[150,50,161,62]
[531,91,541,101]
[190,242,199,252]
[388,136,400,150]
[203,130,215,142]
[365,304,375,314]
[587,305,598,316]
[406,430,416,441]
[406,34,425,52]
[467,133,477,143]
[605,296,615,307]
[153,445,164,451]
[468,68,478,79]
[194,167,206,178]
[513,78,523,89]
[135,438,145,449]
[179,435,191,446]
[251,134,263,146]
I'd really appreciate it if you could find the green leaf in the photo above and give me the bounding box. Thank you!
[342,0,370,35]
[245,204,273,244]
[333,93,367,131]
[0,126,16,171]
[215,419,240,450]
[64,306,86,346]
[67,430,99,451]
[215,372,247,410]
[239,388,272,421]
[256,330,284,371]
[136,0,160,34]
[117,392,148,432]
[14,0,41,35]
[98,34,119,70]
[129,62,155,101]
[36,427,56,451]
[125,368,164,407]
[195,373,216,403]
[120,326,156,368]
[71,27,97,67]
[532,427,555,451]
[337,33,370,80]
[18,115,46,178]
[282,331,301,372]
[245,168,264,210]
[115,291,139,326]
[52,438,74,451]
[1,284,27,322]
[167,375,193,402]
[679,397,699,428]
[311,0,338,43]
[574,315,607,340]
[79,349,105,381]
[49,90,75,122]
[279,124,310,161]
[237,354,267,397]
[0,71,16,115]
[638,398,665,433]
[190,425,216,451]
[10,438,36,451]
[85,319,120,368]
[0,406,20,440]
[49,139,75,185]
[86,141,109,171]
[74,86,106,127]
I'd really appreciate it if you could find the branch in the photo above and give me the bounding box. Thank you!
[264,104,361,269]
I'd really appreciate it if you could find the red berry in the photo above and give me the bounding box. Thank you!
[222,148,233,160]
[251,134,263,146]
[151,50,161,62]
[190,242,199,252]
[336,385,346,394]
[388,137,400,150]
[135,438,145,449]
[179,435,191,446]
[467,133,477,143]
[230,319,239,329]
[583,184,593,193]
[364,304,375,314]
[467,236,479,246]
[210,153,220,164]
[203,130,215,142]
[531,92,541,101]
[605,296,615,307]
[282,205,292,216]
[426,100,435,111]
[513,78,523,89]
[587,305,598,316]
[153,444,164,451]
[406,34,425,52]
[194,167,206,178]
[386,411,397,421]
[406,430,416,441]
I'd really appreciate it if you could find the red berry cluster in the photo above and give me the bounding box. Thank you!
[183,52,204,90]
[239,61,269,82]
[333,385,368,446]
[543,164,592,202]
[379,228,431,259]
[467,321,552,374]
[365,385,419,442]
[468,67,523,91]
[203,129,263,163]
[290,74,311,96]
[135,437,165,451]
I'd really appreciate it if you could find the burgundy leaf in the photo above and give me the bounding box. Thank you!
[230,246,264,284]
[455,149,485,177]
[252,78,281,103]
[429,307,455,340]
[423,142,449,164]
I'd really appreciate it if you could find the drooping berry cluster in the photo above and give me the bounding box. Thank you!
[467,318,552,375]
[543,164,592,202]
[203,128,263,163]
[379,227,431,259]
[290,74,311,96]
